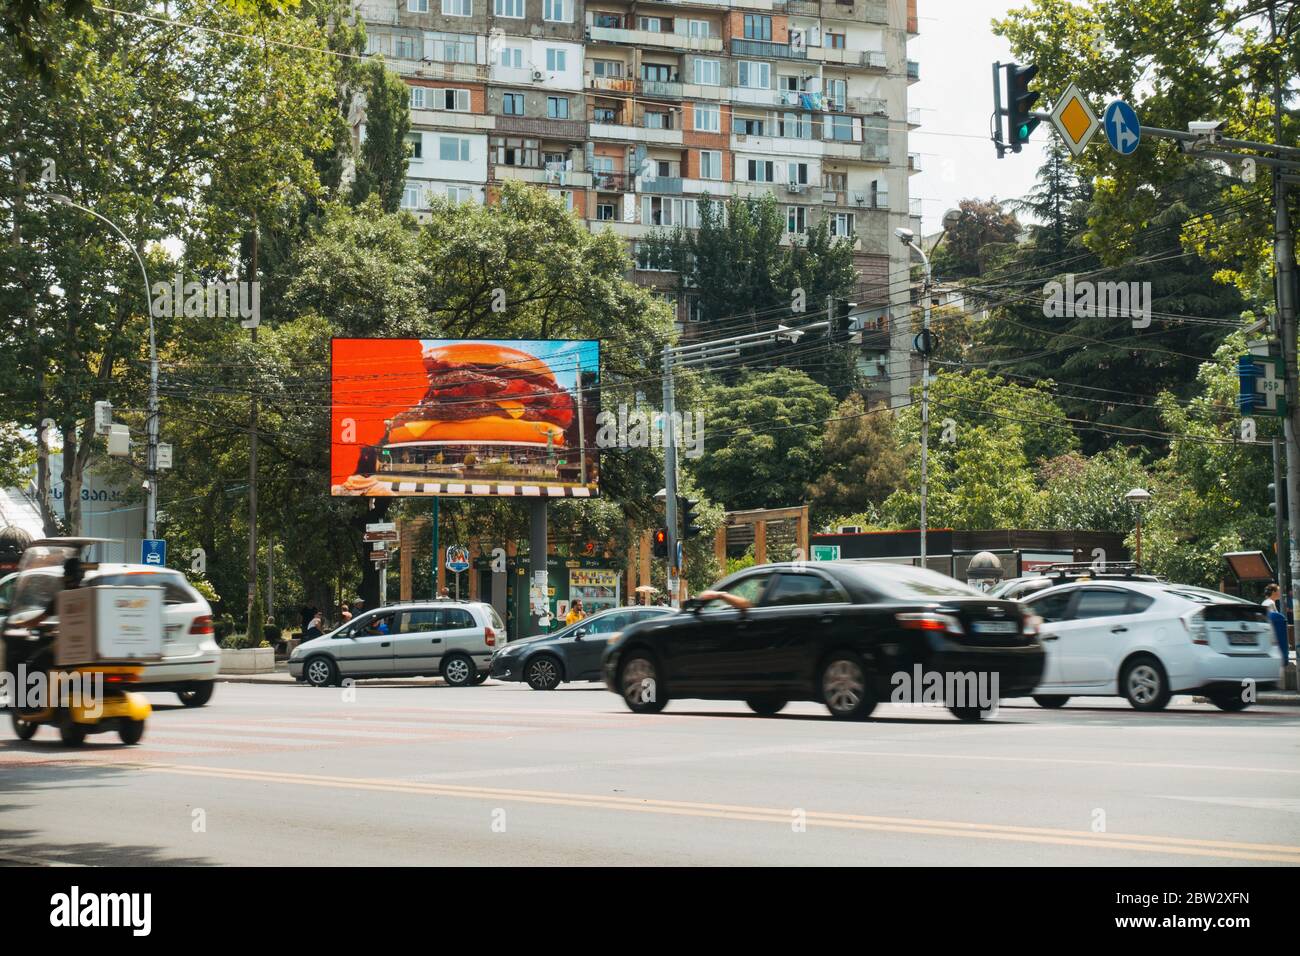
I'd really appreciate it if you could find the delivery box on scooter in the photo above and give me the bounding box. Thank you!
[55,586,165,666]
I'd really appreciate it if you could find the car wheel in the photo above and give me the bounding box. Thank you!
[948,705,987,722]
[441,653,475,687]
[1033,695,1070,708]
[11,711,37,741]
[178,683,215,708]
[119,719,145,745]
[1121,656,1171,711]
[525,656,563,691]
[746,697,787,716]
[59,719,86,747]
[820,652,876,720]
[304,656,338,688]
[472,671,489,685]
[619,653,667,714]
[1206,688,1251,712]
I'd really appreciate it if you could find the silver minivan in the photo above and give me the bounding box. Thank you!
[289,601,504,687]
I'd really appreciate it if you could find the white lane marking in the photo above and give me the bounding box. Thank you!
[1155,795,1300,813]
[812,748,1300,775]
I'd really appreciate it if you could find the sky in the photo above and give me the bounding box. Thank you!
[908,0,1047,236]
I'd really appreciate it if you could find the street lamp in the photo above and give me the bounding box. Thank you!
[1124,487,1152,567]
[49,193,160,542]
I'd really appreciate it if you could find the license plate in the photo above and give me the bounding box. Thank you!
[1227,632,1258,646]
[971,620,1018,635]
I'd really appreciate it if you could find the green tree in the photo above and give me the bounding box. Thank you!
[806,393,905,524]
[689,367,837,511]
[931,198,1021,280]
[350,60,412,213]
[1031,446,1152,533]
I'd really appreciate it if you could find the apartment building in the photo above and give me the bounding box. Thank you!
[355,0,920,407]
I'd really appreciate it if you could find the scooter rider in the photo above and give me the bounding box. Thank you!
[4,557,84,712]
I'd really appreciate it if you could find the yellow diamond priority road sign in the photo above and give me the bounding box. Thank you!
[1050,82,1099,156]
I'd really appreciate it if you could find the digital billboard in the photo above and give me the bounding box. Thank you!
[331,338,600,497]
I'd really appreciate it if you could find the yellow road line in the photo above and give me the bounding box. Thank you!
[122,762,1300,863]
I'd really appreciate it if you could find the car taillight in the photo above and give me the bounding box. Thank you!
[1182,610,1208,645]
[189,615,214,635]
[484,626,496,647]
[896,612,964,635]
[1021,613,1043,638]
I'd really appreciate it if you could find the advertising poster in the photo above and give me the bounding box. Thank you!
[331,338,600,497]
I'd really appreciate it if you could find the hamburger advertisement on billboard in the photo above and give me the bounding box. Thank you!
[331,338,600,498]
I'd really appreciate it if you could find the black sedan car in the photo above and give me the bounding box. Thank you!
[492,606,676,689]
[602,561,1046,721]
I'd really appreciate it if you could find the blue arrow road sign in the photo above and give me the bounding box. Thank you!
[141,538,167,567]
[1103,100,1141,155]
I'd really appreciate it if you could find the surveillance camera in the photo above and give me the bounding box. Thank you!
[894,227,914,243]
[1188,119,1224,135]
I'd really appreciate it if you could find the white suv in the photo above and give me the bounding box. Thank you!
[1022,580,1281,711]
[290,601,504,687]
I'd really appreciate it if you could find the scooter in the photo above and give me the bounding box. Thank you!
[10,664,152,747]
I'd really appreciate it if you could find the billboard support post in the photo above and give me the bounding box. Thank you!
[528,498,548,636]
[431,497,440,599]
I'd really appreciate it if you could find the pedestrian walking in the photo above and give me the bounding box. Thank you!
[565,600,586,625]
[1263,583,1281,612]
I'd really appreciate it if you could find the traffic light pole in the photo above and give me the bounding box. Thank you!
[1273,438,1288,597]
[662,343,680,606]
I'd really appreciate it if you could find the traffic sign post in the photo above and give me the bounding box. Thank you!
[141,539,166,567]
[1239,354,1288,417]
[810,544,841,561]
[1103,100,1141,155]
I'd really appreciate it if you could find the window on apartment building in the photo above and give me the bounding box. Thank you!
[408,0,429,11]
[405,133,423,161]
[547,96,569,118]
[642,197,698,227]
[544,151,568,168]
[644,110,671,130]
[828,114,855,141]
[830,212,855,237]
[694,104,719,132]
[491,136,540,167]
[401,184,424,209]
[642,63,673,82]
[426,32,476,63]
[655,159,680,177]
[592,156,615,173]
[544,0,570,22]
[635,243,675,271]
[685,19,712,38]
[746,159,775,182]
[593,12,622,28]
[596,203,616,221]
[733,115,765,135]
[787,162,809,185]
[699,150,722,180]
[366,32,391,56]
[592,59,624,77]
[737,61,770,89]
[554,190,575,211]
[395,34,418,58]
[778,112,811,138]
[870,178,889,208]
[825,78,847,109]
[502,92,524,114]
[693,59,720,85]
[441,0,470,15]
[498,46,524,68]
[822,171,847,192]
[409,86,426,109]
[637,16,668,32]
[495,0,524,16]
[743,14,772,40]
[688,296,705,322]
[779,75,801,92]
[826,32,846,49]
[786,206,808,234]
[546,48,567,72]
[446,185,474,204]
[592,106,618,123]
[437,88,471,111]
[439,137,471,162]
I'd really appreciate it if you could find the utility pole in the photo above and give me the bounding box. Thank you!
[246,225,260,630]
[1270,1,1300,622]
[662,344,679,605]
[897,229,933,567]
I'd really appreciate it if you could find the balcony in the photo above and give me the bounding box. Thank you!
[861,142,889,162]
[730,38,808,60]
[907,107,922,127]
[586,75,637,93]
[639,176,684,195]
[593,171,634,192]
[589,122,683,145]
[492,166,592,188]
[862,49,887,70]
[777,0,821,14]
[587,25,723,53]
[908,152,922,172]
[907,60,920,81]
[639,78,683,98]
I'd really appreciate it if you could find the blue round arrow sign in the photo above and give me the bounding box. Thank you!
[1103,100,1141,155]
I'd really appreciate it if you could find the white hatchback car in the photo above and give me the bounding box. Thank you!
[2,562,220,707]
[289,601,504,687]
[1022,580,1282,711]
